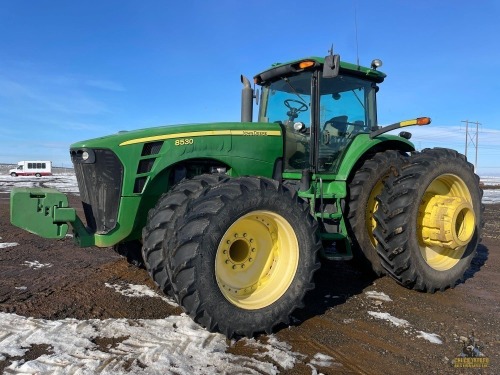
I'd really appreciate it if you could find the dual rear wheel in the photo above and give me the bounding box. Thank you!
[142,175,321,338]
[373,148,483,292]
[348,148,482,292]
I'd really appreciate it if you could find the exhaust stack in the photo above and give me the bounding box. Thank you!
[241,75,253,122]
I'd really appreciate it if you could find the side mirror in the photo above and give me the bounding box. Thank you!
[323,54,340,78]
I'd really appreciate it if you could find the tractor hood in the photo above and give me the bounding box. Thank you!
[70,121,280,149]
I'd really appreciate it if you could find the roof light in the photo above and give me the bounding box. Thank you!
[371,59,383,70]
[416,117,431,125]
[298,61,315,69]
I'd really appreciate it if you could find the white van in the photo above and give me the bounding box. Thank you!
[9,161,52,177]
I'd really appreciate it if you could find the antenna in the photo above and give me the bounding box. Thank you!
[354,0,360,66]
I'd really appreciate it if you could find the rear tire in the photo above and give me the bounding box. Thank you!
[141,174,229,297]
[374,148,484,292]
[35,173,41,177]
[168,176,321,338]
[347,150,407,275]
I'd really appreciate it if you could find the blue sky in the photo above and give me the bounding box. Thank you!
[1,0,499,175]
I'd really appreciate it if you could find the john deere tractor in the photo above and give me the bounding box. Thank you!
[10,51,483,338]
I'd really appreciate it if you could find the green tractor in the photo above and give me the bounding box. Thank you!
[10,51,483,338]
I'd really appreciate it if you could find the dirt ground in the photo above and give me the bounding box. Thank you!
[0,191,498,374]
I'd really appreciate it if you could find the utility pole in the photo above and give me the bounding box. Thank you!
[461,120,480,172]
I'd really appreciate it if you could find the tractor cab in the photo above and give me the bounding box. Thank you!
[253,55,384,174]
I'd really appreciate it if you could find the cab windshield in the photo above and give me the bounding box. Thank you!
[258,73,312,170]
[258,70,377,173]
[258,72,312,130]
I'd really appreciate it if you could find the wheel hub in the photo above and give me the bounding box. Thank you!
[220,234,257,271]
[420,194,475,250]
[215,211,298,309]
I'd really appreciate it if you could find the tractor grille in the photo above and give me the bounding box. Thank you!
[71,148,123,234]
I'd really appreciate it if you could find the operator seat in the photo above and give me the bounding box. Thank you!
[323,115,348,137]
[319,115,349,170]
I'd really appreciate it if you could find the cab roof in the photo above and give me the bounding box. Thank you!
[254,56,386,85]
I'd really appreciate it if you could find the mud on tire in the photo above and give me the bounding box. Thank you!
[167,176,321,338]
[373,148,484,292]
[141,174,229,297]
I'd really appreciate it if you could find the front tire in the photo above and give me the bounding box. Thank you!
[168,176,321,338]
[374,148,483,292]
[141,174,229,297]
[11,172,17,177]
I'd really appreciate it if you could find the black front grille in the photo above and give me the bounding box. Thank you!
[137,159,155,174]
[71,148,123,234]
[141,141,163,156]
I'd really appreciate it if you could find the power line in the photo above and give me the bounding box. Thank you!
[462,120,480,171]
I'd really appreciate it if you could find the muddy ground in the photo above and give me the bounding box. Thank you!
[0,190,498,374]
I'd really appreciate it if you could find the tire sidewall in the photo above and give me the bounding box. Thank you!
[348,151,405,275]
[403,158,482,287]
[183,183,318,333]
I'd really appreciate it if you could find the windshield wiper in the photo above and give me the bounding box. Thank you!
[283,77,308,105]
[351,89,365,109]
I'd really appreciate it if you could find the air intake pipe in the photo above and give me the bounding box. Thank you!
[241,75,253,123]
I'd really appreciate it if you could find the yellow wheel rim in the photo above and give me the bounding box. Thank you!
[417,174,476,271]
[365,179,384,247]
[215,210,299,310]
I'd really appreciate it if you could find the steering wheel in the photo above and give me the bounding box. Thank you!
[284,99,308,122]
[284,99,308,113]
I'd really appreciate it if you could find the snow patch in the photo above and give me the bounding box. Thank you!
[417,331,443,344]
[0,242,19,249]
[0,312,281,374]
[105,282,177,307]
[365,291,392,302]
[368,311,410,327]
[244,335,303,370]
[482,189,500,204]
[22,260,53,269]
[309,352,340,368]
[368,312,443,345]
